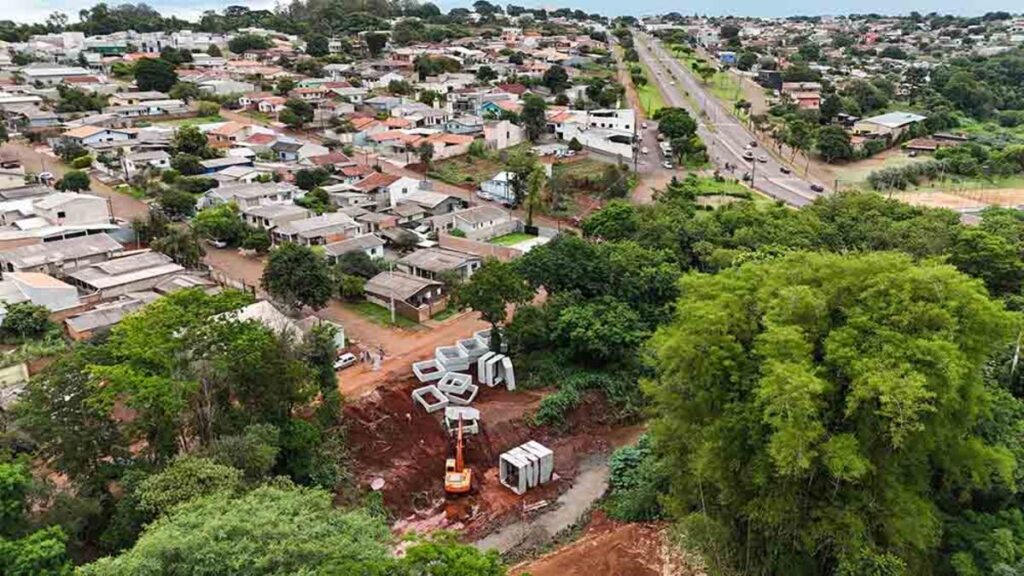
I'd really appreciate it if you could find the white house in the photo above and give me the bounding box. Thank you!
[0,272,80,324]
[479,171,514,204]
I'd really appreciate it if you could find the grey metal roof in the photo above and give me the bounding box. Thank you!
[365,270,440,301]
[398,247,479,273]
[323,234,385,257]
[68,251,184,290]
[0,233,123,269]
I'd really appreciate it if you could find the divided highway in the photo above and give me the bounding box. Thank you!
[635,32,827,207]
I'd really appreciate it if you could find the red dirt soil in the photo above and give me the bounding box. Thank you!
[343,375,630,539]
[510,511,704,576]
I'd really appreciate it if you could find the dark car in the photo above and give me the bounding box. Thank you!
[749,140,758,148]
[780,166,792,174]
[810,184,825,192]
[742,172,752,181]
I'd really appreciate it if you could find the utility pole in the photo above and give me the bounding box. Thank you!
[388,260,396,324]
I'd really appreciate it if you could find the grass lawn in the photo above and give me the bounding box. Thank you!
[636,60,666,117]
[152,115,223,127]
[430,307,460,322]
[115,184,147,199]
[344,301,419,329]
[490,232,535,246]
[829,152,932,185]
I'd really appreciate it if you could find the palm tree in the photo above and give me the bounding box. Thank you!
[525,165,546,228]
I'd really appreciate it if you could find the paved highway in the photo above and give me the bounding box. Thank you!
[635,32,827,207]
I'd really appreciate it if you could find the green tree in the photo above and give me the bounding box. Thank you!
[261,243,333,311]
[396,532,504,575]
[78,485,392,575]
[456,259,533,351]
[241,228,272,254]
[655,107,697,140]
[205,424,280,481]
[294,167,330,191]
[281,98,314,128]
[206,44,222,57]
[417,142,435,166]
[542,64,569,92]
[948,228,1024,296]
[1,302,53,340]
[193,204,246,245]
[137,457,240,516]
[476,65,497,83]
[554,296,647,363]
[150,227,205,269]
[304,33,329,57]
[520,93,548,141]
[817,125,854,163]
[170,152,203,175]
[364,32,387,57]
[172,125,212,157]
[227,33,272,54]
[336,251,380,279]
[525,164,546,227]
[134,58,178,92]
[647,252,1018,574]
[55,170,89,192]
[581,200,639,241]
[156,188,196,219]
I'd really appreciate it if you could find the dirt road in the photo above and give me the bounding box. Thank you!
[509,512,699,576]
[1,141,150,221]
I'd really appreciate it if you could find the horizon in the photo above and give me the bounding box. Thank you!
[5,0,1022,26]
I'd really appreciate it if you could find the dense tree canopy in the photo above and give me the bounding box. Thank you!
[648,251,1019,574]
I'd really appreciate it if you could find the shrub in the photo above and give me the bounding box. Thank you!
[70,155,93,169]
[533,385,581,428]
[604,435,667,521]
[197,100,221,117]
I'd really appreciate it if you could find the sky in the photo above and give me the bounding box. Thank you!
[6,0,1022,25]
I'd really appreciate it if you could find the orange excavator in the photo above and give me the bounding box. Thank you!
[444,417,472,494]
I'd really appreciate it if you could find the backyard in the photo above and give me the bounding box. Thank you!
[428,143,533,188]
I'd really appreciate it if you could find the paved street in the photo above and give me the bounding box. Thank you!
[635,32,828,207]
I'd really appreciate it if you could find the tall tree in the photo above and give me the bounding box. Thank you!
[519,94,547,141]
[456,259,533,351]
[261,243,333,311]
[647,251,1018,574]
[133,58,178,92]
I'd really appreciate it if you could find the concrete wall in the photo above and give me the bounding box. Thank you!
[438,233,523,262]
[462,218,519,242]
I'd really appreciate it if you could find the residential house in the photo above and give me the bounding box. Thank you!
[200,156,253,174]
[0,233,124,277]
[0,272,80,324]
[400,190,465,215]
[271,212,363,246]
[364,270,445,317]
[397,247,481,280]
[122,150,170,177]
[479,171,514,203]
[20,64,94,86]
[426,205,515,240]
[199,181,299,209]
[215,300,346,348]
[323,234,386,262]
[66,251,185,298]
[444,115,484,135]
[65,294,154,341]
[240,204,312,230]
[62,125,134,147]
[108,91,168,106]
[853,112,927,140]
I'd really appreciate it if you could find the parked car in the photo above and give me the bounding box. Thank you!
[333,352,357,370]
[742,172,752,181]
[749,140,758,148]
[662,160,674,169]
[641,122,648,129]
[641,146,649,155]
[810,184,825,192]
[207,239,228,249]
[758,155,768,163]
[780,166,792,174]
[743,151,755,161]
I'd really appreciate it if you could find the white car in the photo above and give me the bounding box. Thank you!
[641,122,648,129]
[670,80,676,85]
[641,146,650,155]
[333,352,357,370]
[662,160,674,169]
[207,239,228,249]
[758,155,768,163]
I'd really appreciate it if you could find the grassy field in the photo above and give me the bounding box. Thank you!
[490,232,535,246]
[344,301,419,329]
[151,115,223,127]
[829,151,933,185]
[635,61,666,117]
[244,110,275,125]
[429,143,532,188]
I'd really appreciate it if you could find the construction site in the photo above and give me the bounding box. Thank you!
[339,329,684,572]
